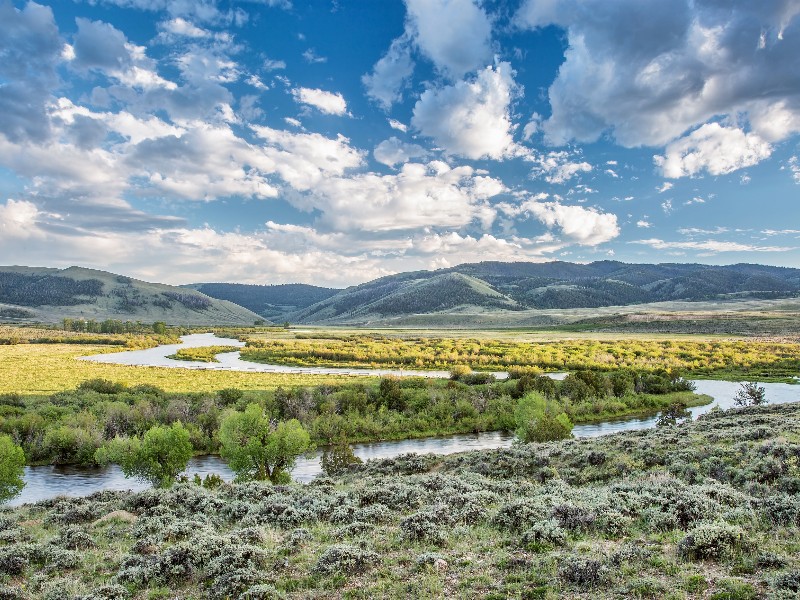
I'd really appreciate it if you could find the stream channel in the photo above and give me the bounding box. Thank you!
[11,334,798,506]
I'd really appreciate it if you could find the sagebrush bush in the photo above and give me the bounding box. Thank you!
[558,556,606,587]
[678,521,748,561]
[521,519,567,549]
[313,545,380,575]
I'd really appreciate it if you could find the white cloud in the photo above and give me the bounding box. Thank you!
[291,87,349,116]
[526,150,592,184]
[302,48,327,64]
[388,119,408,133]
[73,18,177,91]
[0,199,41,239]
[637,220,652,228]
[655,123,773,178]
[250,125,365,191]
[502,198,619,246]
[631,238,793,253]
[787,156,800,183]
[263,58,286,71]
[404,0,492,79]
[158,17,209,38]
[373,138,428,168]
[661,199,673,214]
[300,161,505,232]
[362,36,414,110]
[515,0,800,148]
[412,63,517,160]
[656,182,674,193]
[522,113,542,140]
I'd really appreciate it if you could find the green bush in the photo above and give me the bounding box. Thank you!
[0,434,24,503]
[678,521,748,561]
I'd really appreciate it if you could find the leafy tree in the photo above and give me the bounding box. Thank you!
[321,438,363,477]
[152,321,167,334]
[515,393,573,443]
[219,403,312,483]
[0,434,25,503]
[734,382,767,407]
[95,422,193,488]
[656,402,691,427]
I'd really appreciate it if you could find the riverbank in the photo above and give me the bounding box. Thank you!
[3,401,800,599]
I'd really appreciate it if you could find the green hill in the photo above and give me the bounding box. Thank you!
[289,261,800,325]
[0,266,265,326]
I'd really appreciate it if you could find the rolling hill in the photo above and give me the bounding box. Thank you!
[283,261,800,325]
[0,266,264,326]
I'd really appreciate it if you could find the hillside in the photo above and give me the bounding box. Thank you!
[188,282,339,321]
[289,261,800,325]
[0,266,265,326]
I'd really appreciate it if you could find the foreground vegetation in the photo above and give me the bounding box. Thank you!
[0,369,703,467]
[242,336,800,381]
[2,401,800,598]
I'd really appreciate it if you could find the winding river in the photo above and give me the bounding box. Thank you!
[9,335,799,506]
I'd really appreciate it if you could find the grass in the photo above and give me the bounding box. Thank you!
[239,335,800,382]
[0,344,363,396]
[167,346,241,363]
[3,401,800,598]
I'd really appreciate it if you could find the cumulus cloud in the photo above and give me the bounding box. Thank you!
[0,199,41,239]
[298,161,504,232]
[362,36,414,110]
[373,137,429,167]
[500,197,620,246]
[388,119,408,133]
[404,0,492,79]
[291,87,349,115]
[72,18,177,90]
[526,150,592,183]
[655,123,773,178]
[516,0,800,149]
[526,202,619,246]
[412,62,518,160]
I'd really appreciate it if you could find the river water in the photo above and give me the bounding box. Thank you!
[9,336,798,507]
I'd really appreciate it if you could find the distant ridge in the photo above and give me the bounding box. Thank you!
[280,261,800,324]
[187,282,339,321]
[0,266,265,326]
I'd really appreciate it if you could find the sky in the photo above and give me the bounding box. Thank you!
[0,0,799,287]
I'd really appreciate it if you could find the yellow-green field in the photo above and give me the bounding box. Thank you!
[0,344,364,396]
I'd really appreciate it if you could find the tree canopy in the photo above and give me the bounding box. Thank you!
[219,403,312,483]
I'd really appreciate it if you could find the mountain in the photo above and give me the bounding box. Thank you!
[0,266,265,326]
[289,261,800,325]
[187,282,339,321]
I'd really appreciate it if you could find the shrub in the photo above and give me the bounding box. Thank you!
[78,379,127,394]
[217,388,244,406]
[400,506,449,545]
[733,383,767,407]
[95,423,193,488]
[243,584,286,600]
[0,435,24,503]
[521,520,567,549]
[313,545,380,575]
[678,522,747,561]
[558,556,605,587]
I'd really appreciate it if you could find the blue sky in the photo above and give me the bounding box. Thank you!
[0,0,799,286]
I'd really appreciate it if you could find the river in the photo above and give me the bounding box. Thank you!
[8,337,799,506]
